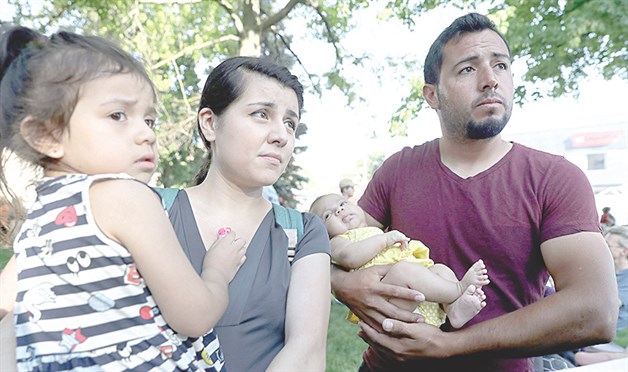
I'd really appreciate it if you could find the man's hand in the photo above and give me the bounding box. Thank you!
[358,318,452,360]
[331,264,424,330]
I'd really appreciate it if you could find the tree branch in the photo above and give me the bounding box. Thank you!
[270,27,322,95]
[138,0,203,4]
[212,0,243,33]
[261,0,304,30]
[214,0,234,13]
[171,60,194,115]
[151,34,239,69]
[304,0,342,61]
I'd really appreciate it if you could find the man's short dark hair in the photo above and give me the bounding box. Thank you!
[423,12,511,85]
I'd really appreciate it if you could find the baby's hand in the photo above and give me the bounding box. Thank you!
[203,227,247,283]
[384,230,409,250]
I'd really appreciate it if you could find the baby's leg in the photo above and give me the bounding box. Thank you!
[460,259,490,290]
[382,261,465,306]
[446,285,486,328]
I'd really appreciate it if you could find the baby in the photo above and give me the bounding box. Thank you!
[311,193,489,328]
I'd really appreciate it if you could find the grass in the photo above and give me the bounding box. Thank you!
[0,247,11,270]
[326,299,368,372]
[615,328,628,348]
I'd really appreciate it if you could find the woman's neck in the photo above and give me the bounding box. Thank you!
[184,174,272,248]
[186,172,269,214]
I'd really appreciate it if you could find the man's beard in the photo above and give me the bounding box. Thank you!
[466,113,510,139]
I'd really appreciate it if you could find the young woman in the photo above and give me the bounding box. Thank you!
[165,57,331,371]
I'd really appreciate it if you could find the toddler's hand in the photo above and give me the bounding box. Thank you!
[203,227,247,283]
[384,230,409,250]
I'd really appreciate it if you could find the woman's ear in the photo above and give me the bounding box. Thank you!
[423,83,440,109]
[19,117,64,159]
[198,107,218,142]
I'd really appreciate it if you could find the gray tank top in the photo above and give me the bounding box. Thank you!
[166,190,330,371]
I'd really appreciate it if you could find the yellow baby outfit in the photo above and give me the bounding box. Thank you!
[340,226,446,327]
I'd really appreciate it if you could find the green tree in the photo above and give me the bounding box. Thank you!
[4,0,374,203]
[386,0,627,134]
[5,1,625,198]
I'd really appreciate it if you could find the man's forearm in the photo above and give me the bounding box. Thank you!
[330,263,349,298]
[445,286,616,358]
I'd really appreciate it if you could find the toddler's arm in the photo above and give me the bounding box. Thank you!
[331,230,409,269]
[199,230,247,326]
[0,256,16,318]
[0,310,16,371]
[91,179,245,337]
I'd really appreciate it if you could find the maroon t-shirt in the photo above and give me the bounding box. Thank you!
[359,139,600,371]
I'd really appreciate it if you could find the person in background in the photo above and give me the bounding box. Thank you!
[600,207,616,231]
[606,225,628,335]
[339,178,356,200]
[574,225,628,365]
[262,185,280,204]
[165,56,331,371]
[331,13,617,371]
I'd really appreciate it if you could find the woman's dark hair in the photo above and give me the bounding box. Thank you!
[423,12,511,85]
[193,56,304,184]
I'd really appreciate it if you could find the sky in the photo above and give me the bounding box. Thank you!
[287,5,628,211]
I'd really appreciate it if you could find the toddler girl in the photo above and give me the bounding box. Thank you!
[0,26,245,370]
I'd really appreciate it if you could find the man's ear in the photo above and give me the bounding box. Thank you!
[19,117,64,159]
[423,83,440,109]
[198,107,218,142]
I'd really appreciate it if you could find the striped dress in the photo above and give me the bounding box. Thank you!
[13,174,224,371]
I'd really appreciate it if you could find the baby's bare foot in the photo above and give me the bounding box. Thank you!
[448,285,486,328]
[460,259,490,291]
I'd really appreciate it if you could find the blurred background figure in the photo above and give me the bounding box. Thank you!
[263,185,280,204]
[573,225,628,366]
[600,207,617,231]
[606,226,628,336]
[339,178,356,201]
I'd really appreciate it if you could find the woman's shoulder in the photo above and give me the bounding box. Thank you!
[295,212,331,258]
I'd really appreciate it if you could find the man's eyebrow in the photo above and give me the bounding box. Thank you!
[493,52,511,61]
[286,108,299,120]
[454,52,511,67]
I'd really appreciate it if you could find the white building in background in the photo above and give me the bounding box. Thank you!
[505,121,628,225]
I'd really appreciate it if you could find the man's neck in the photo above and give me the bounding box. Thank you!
[439,136,513,179]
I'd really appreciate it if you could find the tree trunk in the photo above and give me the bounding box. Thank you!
[239,0,262,56]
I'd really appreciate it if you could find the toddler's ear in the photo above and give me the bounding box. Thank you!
[19,117,64,159]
